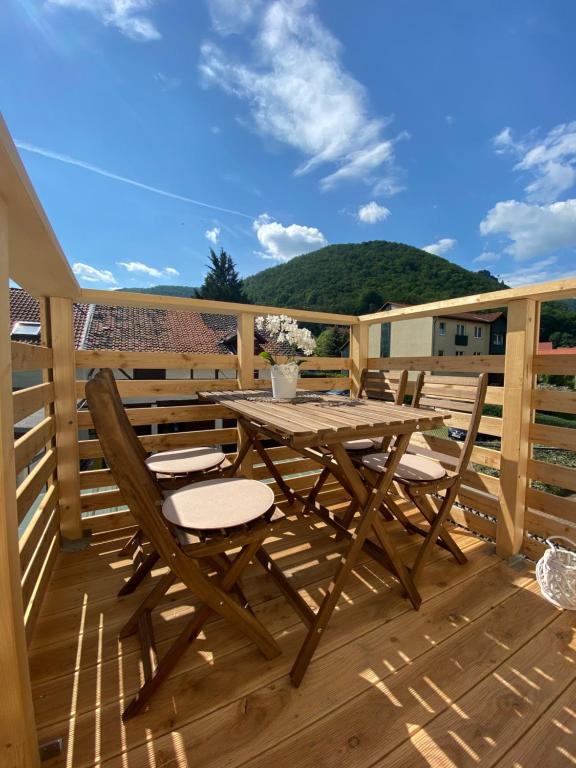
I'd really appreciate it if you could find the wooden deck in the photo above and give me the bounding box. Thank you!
[30,507,576,768]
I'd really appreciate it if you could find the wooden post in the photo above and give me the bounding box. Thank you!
[496,298,538,558]
[0,198,41,767]
[236,311,255,476]
[50,296,82,540]
[350,321,369,398]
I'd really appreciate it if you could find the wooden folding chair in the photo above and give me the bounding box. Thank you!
[362,372,489,583]
[86,370,288,720]
[94,369,231,596]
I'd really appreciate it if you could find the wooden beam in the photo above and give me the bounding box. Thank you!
[496,299,538,558]
[80,287,358,324]
[0,197,41,767]
[12,382,54,424]
[10,341,53,372]
[367,354,505,373]
[359,278,576,324]
[0,115,79,299]
[49,297,82,540]
[349,323,368,398]
[236,312,255,475]
[75,349,238,370]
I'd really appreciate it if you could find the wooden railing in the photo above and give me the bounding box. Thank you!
[1,111,576,766]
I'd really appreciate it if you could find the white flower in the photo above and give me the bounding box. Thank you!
[256,314,317,360]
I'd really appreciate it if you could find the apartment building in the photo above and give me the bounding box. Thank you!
[380,302,506,358]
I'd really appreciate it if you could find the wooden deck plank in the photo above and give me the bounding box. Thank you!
[28,510,569,768]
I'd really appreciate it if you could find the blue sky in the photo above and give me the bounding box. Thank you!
[2,0,576,290]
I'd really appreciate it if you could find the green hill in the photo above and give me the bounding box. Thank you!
[243,241,507,315]
[116,285,197,298]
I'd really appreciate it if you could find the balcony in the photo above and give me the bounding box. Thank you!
[454,333,469,346]
[2,119,576,768]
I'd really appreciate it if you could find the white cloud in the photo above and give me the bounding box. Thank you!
[498,257,569,288]
[480,199,576,261]
[46,0,161,41]
[421,238,457,256]
[117,261,179,278]
[357,201,391,224]
[492,122,576,203]
[473,251,500,264]
[73,262,117,284]
[445,115,454,125]
[253,214,328,262]
[205,226,221,244]
[200,0,404,193]
[154,72,182,90]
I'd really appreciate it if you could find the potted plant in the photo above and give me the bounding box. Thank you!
[255,314,316,400]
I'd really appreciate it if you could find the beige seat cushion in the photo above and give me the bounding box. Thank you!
[362,452,447,482]
[342,437,377,451]
[146,446,225,475]
[162,477,275,530]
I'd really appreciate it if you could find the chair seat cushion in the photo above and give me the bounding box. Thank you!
[362,452,447,482]
[342,437,377,451]
[162,477,275,530]
[146,446,225,475]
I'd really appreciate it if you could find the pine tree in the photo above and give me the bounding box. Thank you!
[194,249,248,303]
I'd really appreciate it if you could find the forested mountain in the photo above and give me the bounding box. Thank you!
[115,285,197,297]
[243,241,507,314]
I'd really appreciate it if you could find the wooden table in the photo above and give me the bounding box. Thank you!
[201,390,449,685]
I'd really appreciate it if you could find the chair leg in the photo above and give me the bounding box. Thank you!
[119,571,177,638]
[122,540,280,720]
[408,490,467,566]
[117,550,160,597]
[118,528,142,559]
[411,487,460,583]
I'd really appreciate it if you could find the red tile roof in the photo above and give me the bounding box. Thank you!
[10,288,289,356]
[538,341,576,354]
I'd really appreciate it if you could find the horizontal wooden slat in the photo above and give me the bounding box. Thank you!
[528,459,576,494]
[532,388,576,415]
[81,490,125,514]
[455,486,500,517]
[79,469,115,491]
[409,432,501,469]
[253,357,352,371]
[448,413,502,438]
[75,378,238,399]
[19,484,58,574]
[13,382,54,423]
[24,530,59,642]
[534,354,576,375]
[80,509,137,534]
[77,402,235,429]
[367,355,505,373]
[526,487,576,524]
[16,449,57,523]
[529,422,576,450]
[21,510,59,610]
[75,349,238,370]
[80,287,358,324]
[462,469,500,496]
[14,415,55,474]
[78,427,237,459]
[525,509,576,539]
[448,505,497,539]
[10,340,53,371]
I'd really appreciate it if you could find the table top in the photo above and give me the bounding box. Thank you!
[201,390,449,447]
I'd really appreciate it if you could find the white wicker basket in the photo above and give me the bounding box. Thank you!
[536,536,576,610]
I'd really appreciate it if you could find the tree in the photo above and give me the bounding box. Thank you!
[195,249,248,303]
[314,327,349,357]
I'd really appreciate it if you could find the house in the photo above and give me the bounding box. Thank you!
[379,301,506,359]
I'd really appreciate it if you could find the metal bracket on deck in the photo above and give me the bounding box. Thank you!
[60,528,92,552]
[39,738,63,761]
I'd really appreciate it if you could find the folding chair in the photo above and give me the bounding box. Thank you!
[86,371,288,719]
[94,369,230,595]
[362,372,489,583]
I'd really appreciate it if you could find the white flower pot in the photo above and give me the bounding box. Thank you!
[270,363,299,400]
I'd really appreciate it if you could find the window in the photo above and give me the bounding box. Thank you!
[492,333,504,345]
[438,321,446,336]
[473,352,481,356]
[474,326,483,339]
[455,351,464,356]
[438,350,444,356]
[11,321,42,340]
[456,323,465,336]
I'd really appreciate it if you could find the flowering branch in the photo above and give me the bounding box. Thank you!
[255,315,316,366]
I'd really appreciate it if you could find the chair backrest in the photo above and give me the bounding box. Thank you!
[359,369,408,405]
[85,371,186,570]
[96,368,148,463]
[412,372,489,473]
